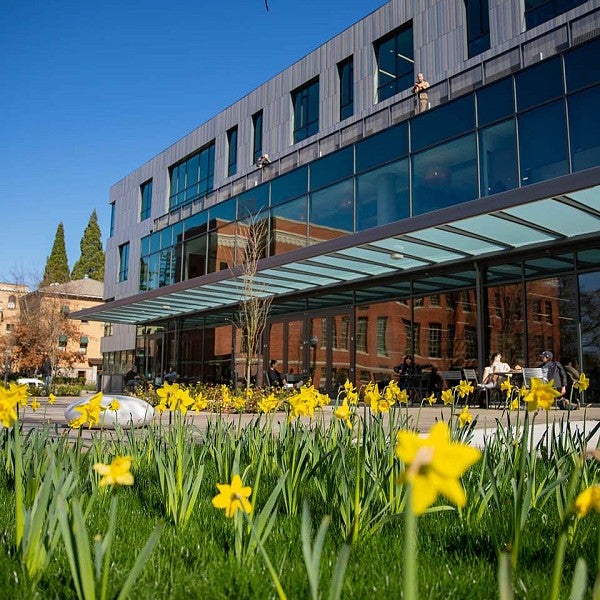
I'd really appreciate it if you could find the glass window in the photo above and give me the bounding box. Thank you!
[208,198,237,230]
[411,95,475,153]
[375,23,414,102]
[515,57,563,112]
[227,126,238,177]
[271,166,308,206]
[356,316,368,353]
[109,203,115,237]
[524,0,587,30]
[564,38,600,93]
[141,235,150,257]
[309,179,353,240]
[159,248,176,287]
[169,142,215,210]
[185,235,207,279]
[412,134,478,215]
[377,316,388,356]
[356,158,409,231]
[270,196,308,255]
[429,323,442,358]
[477,77,514,127]
[184,211,208,240]
[356,123,408,173]
[149,231,161,254]
[568,85,600,173]
[292,78,320,143]
[140,179,152,221]
[338,56,354,120]
[310,147,353,191]
[118,242,130,282]
[519,100,568,186]
[479,119,518,196]
[238,184,269,220]
[464,0,490,58]
[252,110,263,164]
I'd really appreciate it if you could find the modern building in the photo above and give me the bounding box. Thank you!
[74,0,600,400]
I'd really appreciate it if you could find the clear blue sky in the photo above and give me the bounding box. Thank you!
[0,0,386,288]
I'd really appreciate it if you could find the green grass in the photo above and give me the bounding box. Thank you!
[0,413,598,599]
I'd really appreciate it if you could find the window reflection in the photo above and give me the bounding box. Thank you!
[412,134,477,215]
[515,56,563,112]
[309,179,353,243]
[479,119,518,196]
[519,100,568,186]
[568,85,600,172]
[270,196,308,256]
[356,159,409,230]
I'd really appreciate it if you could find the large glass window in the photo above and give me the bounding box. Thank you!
[184,235,207,279]
[109,203,115,237]
[479,119,518,196]
[375,23,414,102]
[356,122,408,173]
[411,95,475,153]
[356,158,409,231]
[428,323,442,358]
[464,0,490,58]
[518,100,568,186]
[252,110,263,164]
[309,179,354,242]
[338,56,354,121]
[515,57,563,112]
[169,143,215,210]
[292,78,320,143]
[270,196,308,255]
[271,166,308,206]
[564,38,600,93]
[412,134,478,215]
[140,180,152,221]
[238,184,269,220]
[310,147,353,191]
[524,0,587,30]
[477,77,514,127]
[227,126,238,177]
[118,242,130,282]
[568,85,600,173]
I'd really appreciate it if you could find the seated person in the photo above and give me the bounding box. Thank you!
[164,366,178,384]
[266,359,284,387]
[124,365,141,391]
[480,352,511,389]
[393,355,431,389]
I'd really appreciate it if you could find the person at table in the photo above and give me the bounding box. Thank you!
[393,355,429,389]
[266,359,284,388]
[481,352,511,389]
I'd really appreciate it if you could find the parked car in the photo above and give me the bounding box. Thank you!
[17,377,45,387]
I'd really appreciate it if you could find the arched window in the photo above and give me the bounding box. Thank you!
[7,295,16,309]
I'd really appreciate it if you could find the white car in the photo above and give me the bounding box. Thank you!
[17,377,45,387]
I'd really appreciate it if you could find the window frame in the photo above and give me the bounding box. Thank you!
[118,242,130,282]
[292,78,320,144]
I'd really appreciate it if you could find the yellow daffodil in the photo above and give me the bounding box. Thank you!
[395,421,481,515]
[212,474,252,518]
[574,485,600,518]
[522,378,561,411]
[455,380,474,399]
[426,393,436,406]
[500,379,512,394]
[109,398,120,411]
[344,380,359,404]
[191,393,208,412]
[441,389,454,406]
[510,397,520,410]
[334,398,353,429]
[257,393,279,413]
[69,391,106,429]
[93,456,134,487]
[31,398,41,412]
[9,382,29,407]
[48,393,56,405]
[233,395,246,411]
[458,405,473,428]
[0,386,18,428]
[519,385,528,397]
[573,373,589,392]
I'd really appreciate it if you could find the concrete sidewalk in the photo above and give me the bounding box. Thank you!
[18,395,600,450]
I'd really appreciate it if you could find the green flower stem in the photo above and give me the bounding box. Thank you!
[14,422,24,548]
[404,487,417,600]
[550,457,583,600]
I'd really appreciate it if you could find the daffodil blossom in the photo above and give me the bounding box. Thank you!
[109,398,121,411]
[395,421,481,515]
[48,393,56,405]
[441,389,454,406]
[93,456,134,487]
[458,405,472,428]
[522,377,561,411]
[344,379,359,404]
[334,398,353,429]
[500,379,512,394]
[31,398,41,412]
[574,484,600,518]
[69,392,106,429]
[257,393,279,413]
[573,372,589,392]
[212,474,252,518]
[426,393,436,406]
[456,380,474,399]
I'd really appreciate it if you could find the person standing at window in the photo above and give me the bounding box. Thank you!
[412,72,430,114]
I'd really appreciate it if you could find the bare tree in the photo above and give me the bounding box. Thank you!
[233,214,273,391]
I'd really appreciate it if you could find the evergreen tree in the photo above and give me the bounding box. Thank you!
[71,210,105,281]
[42,222,70,286]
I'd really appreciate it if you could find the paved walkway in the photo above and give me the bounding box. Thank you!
[18,395,600,450]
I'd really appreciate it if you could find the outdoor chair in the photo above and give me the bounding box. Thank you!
[462,368,490,408]
[521,367,544,388]
[442,370,464,404]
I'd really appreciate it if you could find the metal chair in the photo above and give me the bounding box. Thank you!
[442,370,463,404]
[462,368,489,407]
[521,367,544,387]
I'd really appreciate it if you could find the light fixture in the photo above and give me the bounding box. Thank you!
[390,253,404,260]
